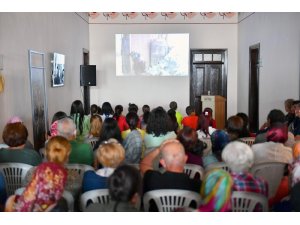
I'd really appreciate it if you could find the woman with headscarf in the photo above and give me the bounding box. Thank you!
[5,162,67,212]
[198,168,233,212]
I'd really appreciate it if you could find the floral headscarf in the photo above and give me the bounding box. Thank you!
[199,168,233,212]
[50,120,58,137]
[13,162,67,212]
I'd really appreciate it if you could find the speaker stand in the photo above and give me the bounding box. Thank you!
[83,86,90,115]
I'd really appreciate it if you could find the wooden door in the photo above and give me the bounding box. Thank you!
[190,49,227,116]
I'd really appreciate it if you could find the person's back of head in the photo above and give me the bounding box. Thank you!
[126,112,139,130]
[169,101,177,111]
[199,168,233,212]
[101,102,114,116]
[267,109,285,127]
[2,122,28,148]
[210,130,230,160]
[266,125,288,143]
[57,117,76,140]
[46,136,71,165]
[128,103,138,114]
[203,108,213,118]
[108,164,142,205]
[90,115,103,137]
[197,114,209,135]
[222,141,254,173]
[236,112,249,129]
[177,126,203,155]
[146,106,171,136]
[159,139,187,172]
[90,104,99,116]
[185,106,195,116]
[96,138,125,168]
[285,99,294,113]
[51,111,67,124]
[114,105,123,119]
[226,115,244,141]
[70,100,85,134]
[98,118,122,143]
[142,105,150,114]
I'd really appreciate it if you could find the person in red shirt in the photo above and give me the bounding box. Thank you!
[203,107,217,128]
[181,106,199,130]
[113,105,129,132]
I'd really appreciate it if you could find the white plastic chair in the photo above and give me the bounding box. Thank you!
[143,189,202,212]
[0,163,32,196]
[65,163,94,179]
[184,164,204,180]
[15,187,74,211]
[85,137,99,149]
[250,162,286,198]
[239,137,255,147]
[80,189,110,211]
[231,191,269,212]
[205,161,230,172]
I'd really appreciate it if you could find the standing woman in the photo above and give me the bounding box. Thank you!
[70,100,90,142]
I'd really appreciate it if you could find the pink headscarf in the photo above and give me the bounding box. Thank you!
[50,121,59,137]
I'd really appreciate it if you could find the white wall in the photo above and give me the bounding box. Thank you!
[0,12,89,143]
[89,23,238,117]
[238,13,300,126]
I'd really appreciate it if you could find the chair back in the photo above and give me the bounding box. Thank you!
[184,164,204,180]
[143,189,201,212]
[85,137,98,149]
[80,189,110,211]
[65,163,94,179]
[15,187,74,211]
[0,163,32,196]
[231,191,268,212]
[205,161,230,172]
[239,137,255,147]
[250,162,286,198]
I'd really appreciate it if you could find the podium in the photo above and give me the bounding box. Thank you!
[201,95,226,129]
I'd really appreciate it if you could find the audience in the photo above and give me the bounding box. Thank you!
[85,164,141,212]
[90,104,101,117]
[197,113,210,138]
[252,126,292,165]
[85,114,102,140]
[82,138,125,193]
[140,104,150,130]
[100,102,114,121]
[236,112,251,137]
[284,99,295,126]
[93,118,122,151]
[203,107,216,128]
[0,122,41,166]
[177,126,205,166]
[57,117,93,166]
[222,141,268,198]
[167,108,179,133]
[169,101,183,129]
[144,106,176,155]
[48,111,67,138]
[181,105,199,130]
[70,100,90,142]
[113,105,129,132]
[226,115,244,141]
[140,139,201,211]
[203,130,229,168]
[123,112,143,164]
[5,162,67,212]
[198,169,233,212]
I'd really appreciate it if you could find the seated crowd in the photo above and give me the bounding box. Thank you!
[1,99,300,212]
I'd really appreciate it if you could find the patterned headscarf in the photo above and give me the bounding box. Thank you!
[7,116,22,124]
[13,162,67,212]
[50,120,59,137]
[199,168,233,212]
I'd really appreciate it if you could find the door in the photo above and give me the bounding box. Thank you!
[249,44,260,133]
[28,50,48,150]
[190,49,227,115]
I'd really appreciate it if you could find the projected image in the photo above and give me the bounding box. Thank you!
[116,33,189,76]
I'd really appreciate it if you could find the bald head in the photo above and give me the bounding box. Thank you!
[160,139,187,172]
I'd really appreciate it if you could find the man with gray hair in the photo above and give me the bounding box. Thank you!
[222,141,268,197]
[140,139,201,211]
[57,117,93,166]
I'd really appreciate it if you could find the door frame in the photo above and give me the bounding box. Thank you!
[190,49,228,116]
[248,43,260,132]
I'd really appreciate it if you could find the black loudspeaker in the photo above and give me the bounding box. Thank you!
[80,65,96,86]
